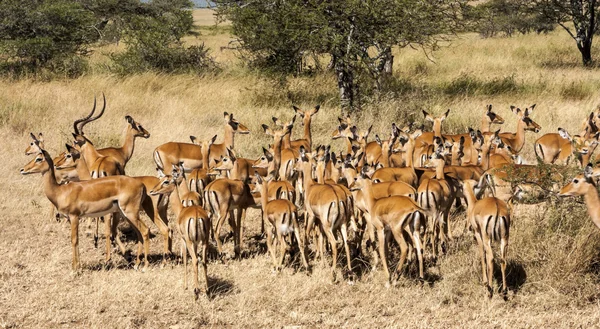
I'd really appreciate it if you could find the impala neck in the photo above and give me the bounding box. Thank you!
[176,174,192,197]
[479,143,492,171]
[169,185,184,218]
[301,161,315,199]
[120,127,137,164]
[345,138,353,154]
[405,141,415,168]
[76,156,92,180]
[303,117,312,148]
[260,182,269,213]
[480,114,491,133]
[584,184,600,230]
[462,183,477,215]
[224,125,235,150]
[41,152,61,208]
[273,138,283,178]
[433,121,442,138]
[80,140,102,166]
[513,118,526,152]
[228,160,242,180]
[362,179,376,215]
[316,161,326,184]
[435,159,445,180]
[282,132,292,149]
[330,166,341,183]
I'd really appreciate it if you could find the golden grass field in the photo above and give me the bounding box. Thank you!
[2,9,600,328]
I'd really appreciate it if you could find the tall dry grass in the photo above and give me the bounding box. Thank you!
[1,9,600,328]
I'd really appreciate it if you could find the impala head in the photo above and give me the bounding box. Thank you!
[125,115,150,139]
[214,148,237,171]
[224,112,250,134]
[510,104,540,133]
[485,104,505,125]
[262,122,292,142]
[250,172,275,194]
[150,169,177,196]
[190,134,217,169]
[253,147,273,169]
[54,144,81,170]
[20,136,53,175]
[332,116,353,139]
[423,139,448,168]
[349,165,373,191]
[559,163,596,197]
[25,133,44,155]
[272,115,296,130]
[461,176,489,198]
[423,109,449,132]
[293,104,320,126]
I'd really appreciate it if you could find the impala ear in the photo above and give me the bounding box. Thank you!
[441,109,450,120]
[125,115,134,125]
[486,104,492,113]
[255,172,263,184]
[210,134,218,145]
[312,104,320,114]
[293,105,302,116]
[262,124,273,136]
[558,128,571,141]
[190,136,198,144]
[37,133,44,143]
[423,110,433,122]
[529,104,536,111]
[157,168,166,178]
[65,143,77,153]
[375,135,382,146]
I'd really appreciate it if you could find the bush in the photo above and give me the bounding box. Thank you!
[0,0,97,78]
[110,1,217,75]
[443,73,522,96]
[468,0,555,38]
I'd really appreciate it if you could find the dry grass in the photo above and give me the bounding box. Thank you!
[2,9,600,328]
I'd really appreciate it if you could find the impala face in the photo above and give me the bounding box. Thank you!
[20,153,48,175]
[125,115,150,139]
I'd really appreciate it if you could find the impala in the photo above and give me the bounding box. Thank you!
[150,169,211,299]
[20,138,150,272]
[154,112,249,174]
[252,173,308,271]
[53,142,173,265]
[419,143,457,258]
[534,128,599,166]
[559,163,600,230]
[295,146,352,282]
[461,178,510,298]
[73,94,150,173]
[349,167,426,284]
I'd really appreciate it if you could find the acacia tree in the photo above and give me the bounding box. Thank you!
[215,0,465,113]
[534,0,600,66]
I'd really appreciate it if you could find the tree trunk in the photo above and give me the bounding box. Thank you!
[578,41,593,66]
[335,61,355,114]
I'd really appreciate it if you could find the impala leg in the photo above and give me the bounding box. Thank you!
[473,229,487,286]
[145,195,171,264]
[340,223,352,273]
[70,215,81,273]
[484,237,494,298]
[501,237,509,297]
[201,242,209,297]
[104,216,112,263]
[213,203,229,254]
[277,229,286,271]
[123,210,150,270]
[265,223,278,271]
[317,225,325,266]
[412,213,425,281]
[110,213,126,255]
[188,239,200,300]
[182,238,188,290]
[391,225,409,284]
[377,228,389,283]
[234,208,245,258]
[293,215,309,270]
[323,227,338,283]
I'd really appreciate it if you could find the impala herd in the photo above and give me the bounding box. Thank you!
[19,96,600,300]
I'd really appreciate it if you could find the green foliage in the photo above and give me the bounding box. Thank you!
[110,0,217,75]
[0,0,98,78]
[215,0,466,112]
[468,0,555,38]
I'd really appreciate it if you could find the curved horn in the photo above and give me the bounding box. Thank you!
[73,96,96,134]
[80,93,106,134]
